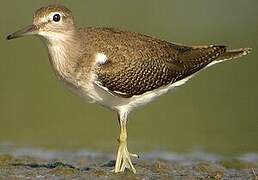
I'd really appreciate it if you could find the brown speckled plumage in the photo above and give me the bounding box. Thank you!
[9,5,250,99]
[34,5,73,20]
[76,28,226,97]
[6,4,252,100]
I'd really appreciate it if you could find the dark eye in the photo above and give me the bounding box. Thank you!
[53,14,61,22]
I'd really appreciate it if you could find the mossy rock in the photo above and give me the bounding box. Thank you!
[0,155,15,165]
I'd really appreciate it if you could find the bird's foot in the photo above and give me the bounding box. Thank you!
[114,140,138,173]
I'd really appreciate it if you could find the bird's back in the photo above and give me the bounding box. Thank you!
[78,27,249,97]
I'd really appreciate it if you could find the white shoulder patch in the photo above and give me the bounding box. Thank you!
[95,53,108,65]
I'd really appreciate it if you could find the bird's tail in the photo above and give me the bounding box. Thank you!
[217,48,252,61]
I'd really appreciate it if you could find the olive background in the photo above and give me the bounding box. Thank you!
[0,0,257,156]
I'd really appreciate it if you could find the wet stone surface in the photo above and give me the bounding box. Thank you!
[0,148,257,179]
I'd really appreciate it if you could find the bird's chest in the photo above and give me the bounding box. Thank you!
[47,42,131,110]
[47,43,87,98]
[48,48,113,106]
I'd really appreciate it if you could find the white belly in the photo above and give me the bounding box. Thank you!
[76,74,193,113]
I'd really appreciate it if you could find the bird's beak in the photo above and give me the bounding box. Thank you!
[6,24,38,40]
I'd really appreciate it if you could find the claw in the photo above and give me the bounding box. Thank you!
[114,112,137,173]
[114,141,137,173]
[130,153,140,158]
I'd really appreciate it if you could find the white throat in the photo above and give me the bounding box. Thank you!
[40,31,69,60]
[39,31,78,78]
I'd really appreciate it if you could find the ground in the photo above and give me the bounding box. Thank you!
[0,148,257,179]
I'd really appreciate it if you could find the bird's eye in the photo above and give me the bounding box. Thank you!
[53,14,61,22]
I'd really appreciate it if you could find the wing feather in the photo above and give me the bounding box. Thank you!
[96,45,225,97]
[84,28,226,97]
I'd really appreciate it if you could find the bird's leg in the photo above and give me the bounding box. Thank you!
[114,111,138,173]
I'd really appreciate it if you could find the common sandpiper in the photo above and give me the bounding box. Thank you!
[6,5,251,173]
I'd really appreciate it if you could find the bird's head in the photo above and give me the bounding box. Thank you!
[7,5,76,41]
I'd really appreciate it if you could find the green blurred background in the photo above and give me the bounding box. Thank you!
[0,0,257,156]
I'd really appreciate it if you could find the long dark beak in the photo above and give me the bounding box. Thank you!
[6,24,38,40]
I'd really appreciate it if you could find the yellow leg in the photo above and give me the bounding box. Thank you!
[114,112,138,173]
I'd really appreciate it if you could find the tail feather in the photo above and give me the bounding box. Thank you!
[207,47,251,67]
[217,48,252,61]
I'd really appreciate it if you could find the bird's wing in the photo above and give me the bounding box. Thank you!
[86,28,226,97]
[96,45,225,98]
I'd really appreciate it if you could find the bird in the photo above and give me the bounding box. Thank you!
[6,5,251,173]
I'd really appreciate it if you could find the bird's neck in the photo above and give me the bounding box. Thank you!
[41,30,84,80]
